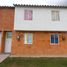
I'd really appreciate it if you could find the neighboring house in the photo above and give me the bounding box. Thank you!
[0,6,14,53]
[0,4,67,56]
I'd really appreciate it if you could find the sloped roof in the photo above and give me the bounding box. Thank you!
[0,5,14,8]
[14,4,67,8]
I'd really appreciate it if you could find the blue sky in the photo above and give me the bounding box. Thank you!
[0,0,67,6]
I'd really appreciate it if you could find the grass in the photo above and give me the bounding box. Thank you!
[0,57,67,67]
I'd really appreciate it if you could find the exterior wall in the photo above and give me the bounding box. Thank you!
[1,6,67,56]
[0,7,14,53]
[0,7,14,31]
[0,32,2,53]
[1,32,6,53]
[11,31,67,56]
[14,7,67,31]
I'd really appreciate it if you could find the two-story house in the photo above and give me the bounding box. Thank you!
[1,4,67,57]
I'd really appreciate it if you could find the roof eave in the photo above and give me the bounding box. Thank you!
[0,5,14,8]
[13,4,67,8]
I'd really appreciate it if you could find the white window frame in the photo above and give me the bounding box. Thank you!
[50,34,59,45]
[24,33,33,44]
[51,10,60,21]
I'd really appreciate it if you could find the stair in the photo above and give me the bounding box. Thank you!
[0,54,10,63]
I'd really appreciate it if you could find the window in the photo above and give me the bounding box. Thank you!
[6,32,12,38]
[51,10,60,21]
[24,10,33,20]
[24,33,33,44]
[50,34,59,44]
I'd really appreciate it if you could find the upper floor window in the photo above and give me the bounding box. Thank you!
[51,10,60,21]
[50,34,59,44]
[24,10,33,20]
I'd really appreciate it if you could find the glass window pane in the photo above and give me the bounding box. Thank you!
[24,33,33,44]
[6,32,12,38]
[27,33,32,44]
[51,35,54,43]
[52,10,60,21]
[55,34,58,43]
[24,10,32,20]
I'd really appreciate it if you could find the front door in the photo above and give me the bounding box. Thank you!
[4,32,12,53]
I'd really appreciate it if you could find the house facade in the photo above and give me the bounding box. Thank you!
[0,4,67,56]
[0,6,14,53]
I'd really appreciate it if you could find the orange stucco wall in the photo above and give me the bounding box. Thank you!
[0,7,14,53]
[11,31,67,56]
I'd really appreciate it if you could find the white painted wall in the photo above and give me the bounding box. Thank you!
[14,7,67,31]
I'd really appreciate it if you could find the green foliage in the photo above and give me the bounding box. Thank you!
[0,57,67,67]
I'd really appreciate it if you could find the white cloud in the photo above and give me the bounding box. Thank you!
[0,0,67,6]
[0,0,13,6]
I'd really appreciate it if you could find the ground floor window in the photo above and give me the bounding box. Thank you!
[50,34,59,44]
[24,33,33,44]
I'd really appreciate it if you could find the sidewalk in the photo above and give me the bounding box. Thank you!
[0,54,10,63]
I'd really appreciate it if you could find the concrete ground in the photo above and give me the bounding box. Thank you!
[0,54,10,63]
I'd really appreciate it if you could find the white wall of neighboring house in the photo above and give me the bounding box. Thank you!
[14,7,67,31]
